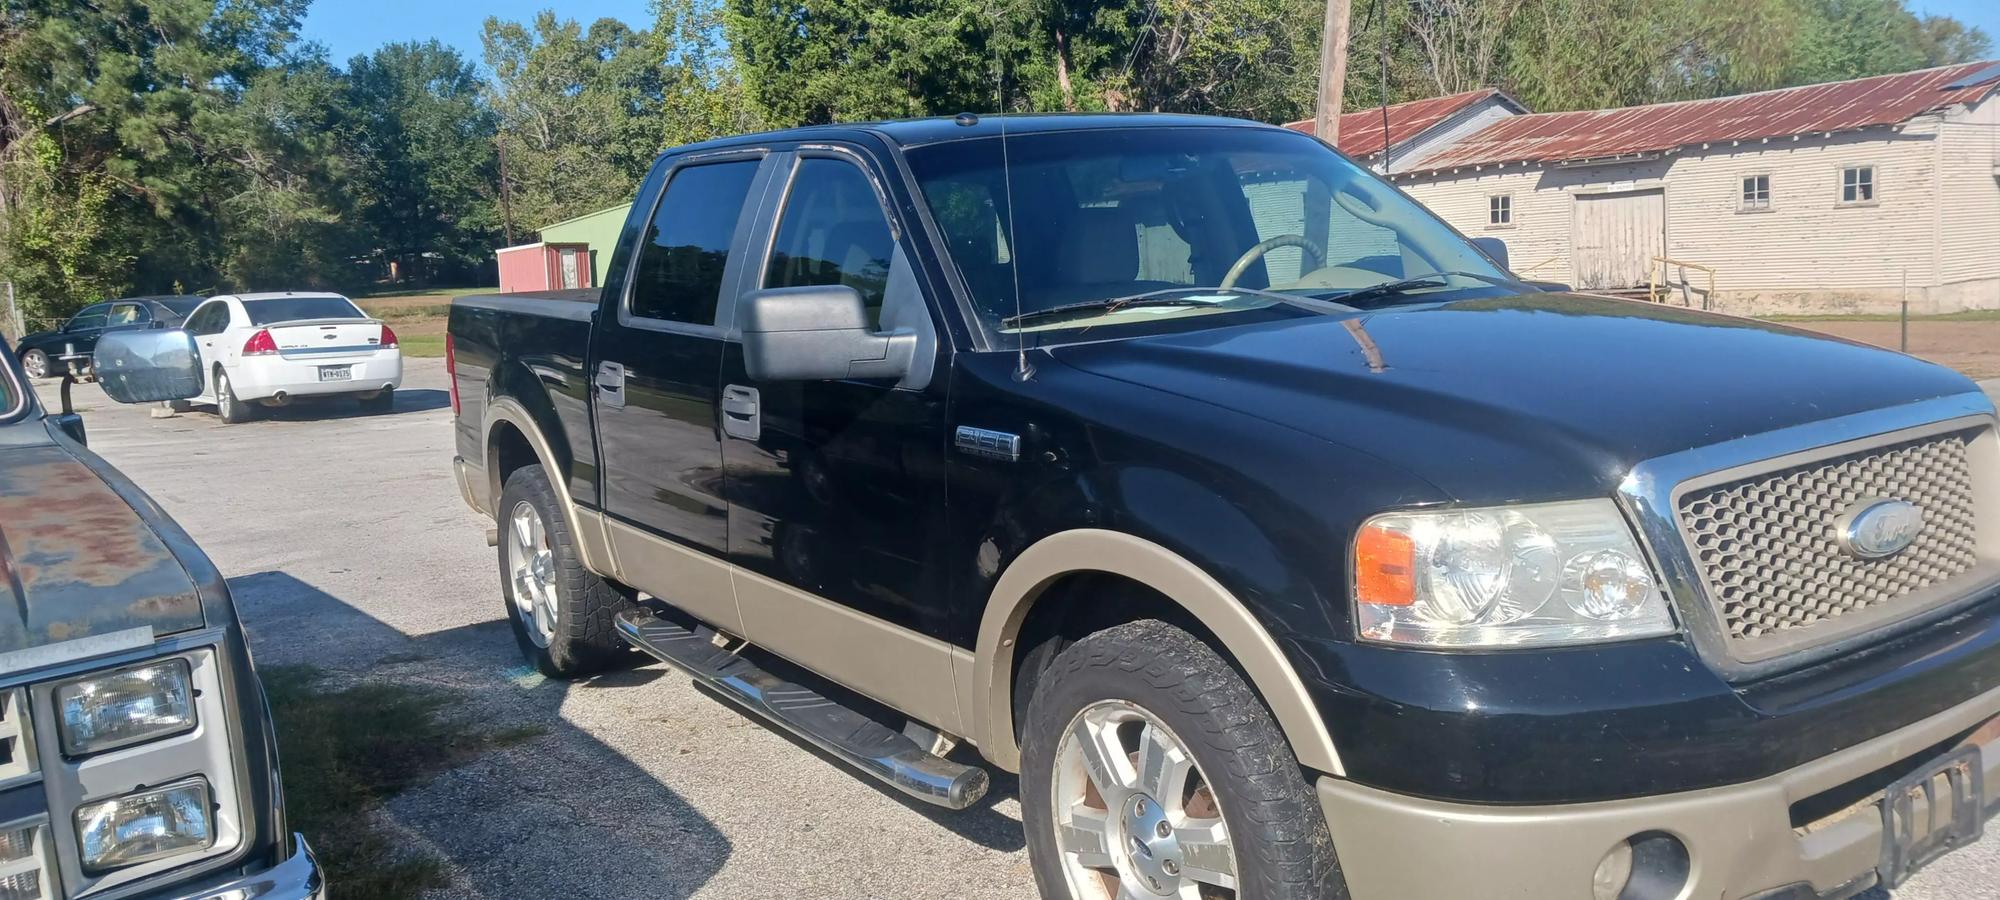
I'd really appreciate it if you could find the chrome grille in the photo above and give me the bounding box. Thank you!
[0,691,30,783]
[0,825,51,900]
[1678,431,1982,651]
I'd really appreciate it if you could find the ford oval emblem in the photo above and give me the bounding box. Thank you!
[1835,498,1924,559]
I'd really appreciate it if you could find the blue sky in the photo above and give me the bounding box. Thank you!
[302,0,1998,68]
[299,0,651,65]
[1913,0,2000,48]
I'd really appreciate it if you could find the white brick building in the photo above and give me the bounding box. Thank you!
[1291,63,2000,314]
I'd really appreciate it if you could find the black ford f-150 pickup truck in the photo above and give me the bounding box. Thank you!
[448,114,2000,900]
[0,333,322,899]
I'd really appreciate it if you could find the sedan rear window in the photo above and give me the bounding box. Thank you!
[243,297,366,325]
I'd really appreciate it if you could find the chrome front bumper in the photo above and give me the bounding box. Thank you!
[1319,686,2000,900]
[158,835,323,900]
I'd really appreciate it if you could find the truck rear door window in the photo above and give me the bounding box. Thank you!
[765,158,894,328]
[630,159,762,325]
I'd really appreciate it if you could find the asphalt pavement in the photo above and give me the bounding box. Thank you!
[30,365,2000,899]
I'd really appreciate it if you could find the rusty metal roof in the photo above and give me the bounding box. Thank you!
[1412,62,2000,172]
[1283,88,1513,158]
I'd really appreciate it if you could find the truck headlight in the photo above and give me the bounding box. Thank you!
[74,778,214,874]
[1353,499,1676,647]
[54,660,197,757]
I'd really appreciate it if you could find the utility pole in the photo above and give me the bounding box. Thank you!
[497,136,516,247]
[1314,0,1352,146]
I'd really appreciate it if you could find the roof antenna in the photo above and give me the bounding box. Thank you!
[1374,0,1392,172]
[997,114,1033,381]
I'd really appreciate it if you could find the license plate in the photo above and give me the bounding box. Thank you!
[1878,744,1985,887]
[318,365,352,382]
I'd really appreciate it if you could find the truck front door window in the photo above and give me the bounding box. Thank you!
[765,158,895,328]
[630,160,762,325]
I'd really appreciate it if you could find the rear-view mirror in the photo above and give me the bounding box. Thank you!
[93,329,204,403]
[740,285,915,383]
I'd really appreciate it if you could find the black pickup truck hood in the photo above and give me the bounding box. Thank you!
[1053,293,1983,503]
[0,444,205,653]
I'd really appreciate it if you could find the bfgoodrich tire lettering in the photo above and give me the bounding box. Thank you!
[497,464,633,677]
[1021,620,1345,900]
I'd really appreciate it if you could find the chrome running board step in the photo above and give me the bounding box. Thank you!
[614,608,990,810]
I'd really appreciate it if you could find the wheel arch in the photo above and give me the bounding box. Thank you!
[483,397,613,574]
[972,528,1344,777]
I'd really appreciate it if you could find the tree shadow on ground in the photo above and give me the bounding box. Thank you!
[227,571,730,900]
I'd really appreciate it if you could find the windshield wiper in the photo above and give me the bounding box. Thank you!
[999,290,1219,327]
[1334,271,1518,307]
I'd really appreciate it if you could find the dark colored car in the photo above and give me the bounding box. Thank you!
[0,335,323,898]
[447,114,2000,899]
[13,296,205,380]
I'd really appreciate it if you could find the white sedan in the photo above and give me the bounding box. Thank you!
[179,292,402,423]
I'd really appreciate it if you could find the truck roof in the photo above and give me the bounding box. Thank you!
[666,112,1286,156]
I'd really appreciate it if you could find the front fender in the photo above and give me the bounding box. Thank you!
[972,527,1347,776]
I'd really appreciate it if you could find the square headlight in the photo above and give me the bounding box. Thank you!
[74,778,214,875]
[54,659,197,758]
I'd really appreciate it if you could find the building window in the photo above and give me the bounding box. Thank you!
[1841,166,1875,204]
[1741,174,1770,210]
[1488,194,1512,227]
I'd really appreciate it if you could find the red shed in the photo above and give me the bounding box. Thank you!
[496,242,594,293]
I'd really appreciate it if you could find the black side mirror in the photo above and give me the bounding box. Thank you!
[92,329,204,403]
[740,285,915,382]
[49,413,87,446]
[1470,236,1510,270]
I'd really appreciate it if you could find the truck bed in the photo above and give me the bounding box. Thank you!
[449,290,603,512]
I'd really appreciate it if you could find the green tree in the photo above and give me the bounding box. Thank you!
[0,0,311,317]
[484,13,669,232]
[216,53,369,292]
[347,41,497,285]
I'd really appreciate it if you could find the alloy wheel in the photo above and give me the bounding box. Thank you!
[21,350,46,380]
[1051,700,1238,900]
[507,500,559,648]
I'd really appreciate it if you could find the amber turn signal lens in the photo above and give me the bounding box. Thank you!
[1355,525,1416,607]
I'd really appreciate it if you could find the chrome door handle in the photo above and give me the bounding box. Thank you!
[721,384,759,441]
[595,362,626,409]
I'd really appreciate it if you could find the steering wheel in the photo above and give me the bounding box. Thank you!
[1219,234,1327,292]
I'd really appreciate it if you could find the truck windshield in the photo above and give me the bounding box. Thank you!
[243,296,366,325]
[905,126,1514,343]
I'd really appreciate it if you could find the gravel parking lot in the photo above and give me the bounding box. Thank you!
[35,363,2000,900]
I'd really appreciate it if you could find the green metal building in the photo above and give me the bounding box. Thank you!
[536,204,631,286]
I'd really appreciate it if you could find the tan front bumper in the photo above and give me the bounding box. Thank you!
[1318,684,2000,900]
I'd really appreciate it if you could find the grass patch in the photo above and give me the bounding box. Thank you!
[358,301,452,322]
[263,665,547,900]
[1766,309,2000,323]
[397,333,447,358]
[357,286,499,301]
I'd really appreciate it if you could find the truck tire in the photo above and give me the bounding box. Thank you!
[1020,620,1345,900]
[497,464,632,677]
[215,370,255,424]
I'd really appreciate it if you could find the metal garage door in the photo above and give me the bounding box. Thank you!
[1571,189,1665,290]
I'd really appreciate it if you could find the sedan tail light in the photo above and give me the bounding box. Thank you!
[380,324,399,349]
[241,329,277,356]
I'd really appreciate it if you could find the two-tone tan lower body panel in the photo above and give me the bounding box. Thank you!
[1317,684,2000,900]
[600,515,965,736]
